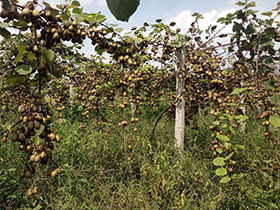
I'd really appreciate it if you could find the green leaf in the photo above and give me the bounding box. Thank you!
[230,87,247,95]
[106,0,140,22]
[49,62,62,78]
[263,57,274,65]
[114,28,123,33]
[29,80,40,87]
[96,13,106,22]
[72,0,81,6]
[0,27,11,38]
[0,0,12,10]
[233,22,242,32]
[220,176,231,183]
[212,121,220,126]
[269,115,280,127]
[216,148,223,154]
[225,103,237,107]
[73,8,83,14]
[261,11,273,17]
[27,52,36,61]
[15,65,33,75]
[245,2,256,9]
[236,1,246,6]
[6,74,25,85]
[14,46,27,64]
[235,115,249,120]
[217,135,230,142]
[225,152,234,160]
[229,126,236,135]
[216,167,227,176]
[232,144,245,150]
[213,157,226,166]
[42,49,55,62]
[223,142,232,150]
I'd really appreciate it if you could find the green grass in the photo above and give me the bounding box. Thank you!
[0,107,280,209]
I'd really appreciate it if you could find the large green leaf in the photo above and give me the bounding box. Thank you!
[216,135,230,142]
[230,87,247,95]
[15,65,33,75]
[0,0,12,10]
[213,157,226,166]
[6,74,25,85]
[220,176,231,183]
[269,115,280,127]
[106,0,140,22]
[42,49,55,62]
[216,167,227,176]
[235,115,249,120]
[0,27,11,38]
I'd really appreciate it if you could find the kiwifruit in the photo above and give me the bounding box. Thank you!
[51,28,56,33]
[34,155,40,162]
[32,9,40,18]
[0,10,8,18]
[31,104,39,112]
[34,121,41,129]
[50,170,57,178]
[39,151,46,158]
[1,137,7,143]
[48,142,54,149]
[45,147,52,155]
[46,115,52,122]
[26,145,33,152]
[20,171,25,179]
[11,134,18,142]
[30,154,35,162]
[34,98,42,106]
[45,10,52,19]
[19,144,26,150]
[72,20,77,26]
[52,32,60,40]
[18,133,26,142]
[25,171,32,178]
[47,133,56,141]
[68,25,74,31]
[36,144,44,152]
[38,60,47,71]
[27,122,34,130]
[27,189,33,197]
[22,116,29,123]
[21,8,30,16]
[39,129,47,138]
[29,130,36,136]
[50,168,59,178]
[18,104,26,113]
[55,134,61,142]
[37,33,42,39]
[56,14,62,21]
[35,114,42,122]
[31,186,39,194]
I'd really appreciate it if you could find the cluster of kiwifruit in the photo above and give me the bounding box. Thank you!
[0,6,19,20]
[2,96,61,181]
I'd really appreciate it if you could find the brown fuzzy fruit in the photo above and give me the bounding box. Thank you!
[32,9,40,18]
[21,8,30,16]
[48,133,56,141]
[18,133,26,142]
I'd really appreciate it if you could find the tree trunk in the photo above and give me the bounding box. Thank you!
[175,46,186,157]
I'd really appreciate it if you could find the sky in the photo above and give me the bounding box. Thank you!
[3,0,280,55]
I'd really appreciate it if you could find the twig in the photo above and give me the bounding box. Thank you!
[0,120,22,136]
